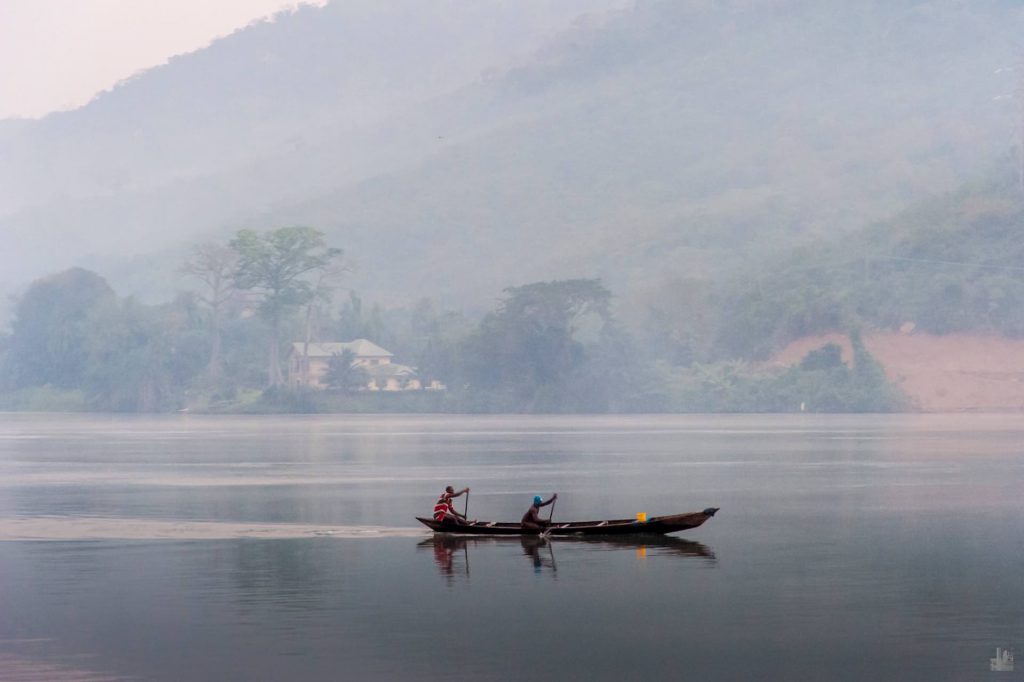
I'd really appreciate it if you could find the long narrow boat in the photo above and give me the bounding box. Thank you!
[416,507,719,536]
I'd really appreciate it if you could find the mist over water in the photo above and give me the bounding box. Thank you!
[1,414,1021,680]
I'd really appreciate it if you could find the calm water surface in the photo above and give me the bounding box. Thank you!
[0,414,1022,680]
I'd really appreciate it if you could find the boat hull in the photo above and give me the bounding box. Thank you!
[416,508,718,536]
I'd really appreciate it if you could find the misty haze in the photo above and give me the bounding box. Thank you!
[1,1,1023,680]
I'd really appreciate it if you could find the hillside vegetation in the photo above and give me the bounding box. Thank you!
[261,0,1024,305]
[715,167,1024,359]
[1,0,1022,308]
[772,331,1024,412]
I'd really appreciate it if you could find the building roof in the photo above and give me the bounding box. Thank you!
[290,339,393,358]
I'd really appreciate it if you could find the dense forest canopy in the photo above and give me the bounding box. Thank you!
[0,227,901,413]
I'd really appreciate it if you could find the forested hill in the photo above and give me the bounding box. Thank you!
[714,165,1024,359]
[257,0,1024,304]
[0,0,621,214]
[2,0,1024,309]
[0,0,627,294]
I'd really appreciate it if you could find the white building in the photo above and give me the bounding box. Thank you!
[287,339,443,391]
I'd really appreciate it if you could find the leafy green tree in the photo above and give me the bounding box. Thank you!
[81,295,206,411]
[799,343,844,371]
[586,321,669,412]
[335,291,391,346]
[406,298,469,387]
[324,349,367,392]
[668,334,903,413]
[299,260,350,386]
[218,314,270,391]
[847,330,903,411]
[0,331,11,391]
[7,268,115,388]
[180,242,238,380]
[230,227,342,387]
[460,279,613,410]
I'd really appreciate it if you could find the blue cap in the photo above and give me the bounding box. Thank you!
[534,496,543,505]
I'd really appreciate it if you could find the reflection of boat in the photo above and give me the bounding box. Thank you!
[417,534,716,562]
[417,535,554,552]
[568,535,716,560]
[415,508,719,536]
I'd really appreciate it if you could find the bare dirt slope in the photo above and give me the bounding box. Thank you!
[770,332,1024,412]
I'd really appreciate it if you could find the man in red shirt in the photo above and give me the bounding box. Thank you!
[433,485,471,524]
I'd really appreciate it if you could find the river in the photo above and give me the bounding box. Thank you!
[0,414,1021,680]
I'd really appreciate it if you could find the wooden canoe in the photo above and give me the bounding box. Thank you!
[416,507,719,536]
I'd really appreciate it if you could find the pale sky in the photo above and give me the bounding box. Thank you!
[0,0,325,120]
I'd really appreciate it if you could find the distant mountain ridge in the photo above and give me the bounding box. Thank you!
[2,0,1022,313]
[259,0,1024,303]
[0,0,624,214]
[0,0,629,302]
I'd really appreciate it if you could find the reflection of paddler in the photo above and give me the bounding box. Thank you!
[520,535,556,574]
[432,540,455,576]
[521,535,543,568]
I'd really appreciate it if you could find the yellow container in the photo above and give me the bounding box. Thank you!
[636,512,647,523]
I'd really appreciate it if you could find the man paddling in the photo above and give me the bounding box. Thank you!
[433,485,471,524]
[521,493,557,532]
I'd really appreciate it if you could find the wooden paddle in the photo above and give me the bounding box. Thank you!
[541,494,557,539]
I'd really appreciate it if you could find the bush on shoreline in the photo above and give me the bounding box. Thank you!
[0,386,87,412]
